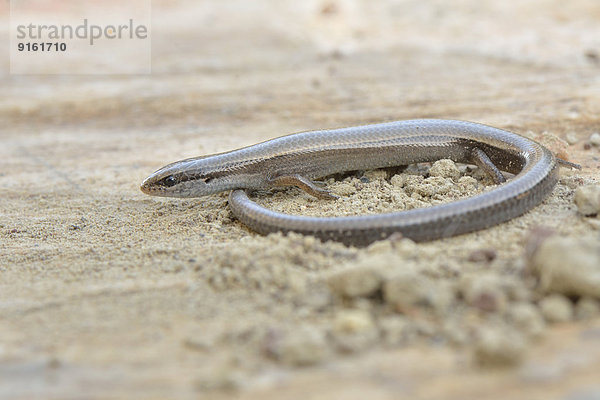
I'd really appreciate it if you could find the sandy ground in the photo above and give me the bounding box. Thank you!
[2,1,600,399]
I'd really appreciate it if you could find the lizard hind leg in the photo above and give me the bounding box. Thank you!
[269,174,339,199]
[470,147,506,184]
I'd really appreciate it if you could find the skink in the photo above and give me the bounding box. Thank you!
[140,119,579,246]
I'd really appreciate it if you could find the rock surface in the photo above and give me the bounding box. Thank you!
[529,236,600,298]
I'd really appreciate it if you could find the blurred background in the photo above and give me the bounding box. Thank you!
[2,0,599,137]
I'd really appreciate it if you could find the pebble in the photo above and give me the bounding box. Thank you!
[590,132,600,146]
[391,174,424,193]
[414,176,455,196]
[574,185,600,216]
[473,327,527,367]
[528,235,600,298]
[383,269,453,313]
[331,309,378,353]
[539,294,574,323]
[331,181,357,196]
[273,327,329,366]
[333,309,375,334]
[506,302,545,338]
[429,159,460,181]
[327,264,383,298]
[460,274,507,313]
[565,132,578,145]
[533,132,570,161]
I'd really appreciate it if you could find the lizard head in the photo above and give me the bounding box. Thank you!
[140,157,224,198]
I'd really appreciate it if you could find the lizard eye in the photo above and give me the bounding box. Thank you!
[160,175,177,187]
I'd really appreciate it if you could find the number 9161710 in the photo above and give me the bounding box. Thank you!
[17,42,67,51]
